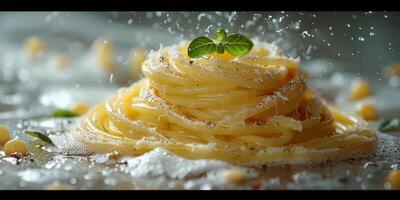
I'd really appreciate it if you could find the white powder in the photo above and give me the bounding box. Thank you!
[119,147,257,179]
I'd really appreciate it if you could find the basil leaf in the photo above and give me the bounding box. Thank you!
[216,43,225,54]
[222,34,254,57]
[376,118,400,132]
[24,130,55,146]
[216,28,227,41]
[50,109,78,118]
[187,36,217,58]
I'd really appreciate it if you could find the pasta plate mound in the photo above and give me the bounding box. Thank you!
[72,42,377,166]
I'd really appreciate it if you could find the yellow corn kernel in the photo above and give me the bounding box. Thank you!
[348,79,372,101]
[45,183,66,190]
[52,54,70,69]
[72,102,89,116]
[385,63,400,77]
[356,103,379,121]
[130,48,148,78]
[94,38,113,54]
[93,38,115,71]
[0,125,11,145]
[386,169,400,189]
[222,169,246,184]
[24,36,45,56]
[4,139,28,156]
[98,54,114,71]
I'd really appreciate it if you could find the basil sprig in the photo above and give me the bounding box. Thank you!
[188,28,254,58]
[375,118,400,132]
[50,109,78,118]
[24,130,55,146]
[187,36,217,58]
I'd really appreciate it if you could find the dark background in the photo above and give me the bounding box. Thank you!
[95,12,400,71]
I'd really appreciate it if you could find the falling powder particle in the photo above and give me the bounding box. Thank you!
[109,73,114,84]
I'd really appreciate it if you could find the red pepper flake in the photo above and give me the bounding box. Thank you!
[9,152,24,159]
[251,181,262,190]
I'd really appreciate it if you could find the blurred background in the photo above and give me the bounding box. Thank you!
[2,12,400,70]
[0,12,400,119]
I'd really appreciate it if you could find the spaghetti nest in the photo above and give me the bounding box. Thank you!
[72,42,377,166]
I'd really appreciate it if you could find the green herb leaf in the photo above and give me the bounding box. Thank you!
[216,43,225,54]
[187,36,217,58]
[222,34,254,57]
[215,28,227,41]
[376,118,400,132]
[24,130,55,146]
[187,30,254,58]
[50,109,78,118]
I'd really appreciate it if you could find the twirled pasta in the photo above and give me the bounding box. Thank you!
[72,42,377,166]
